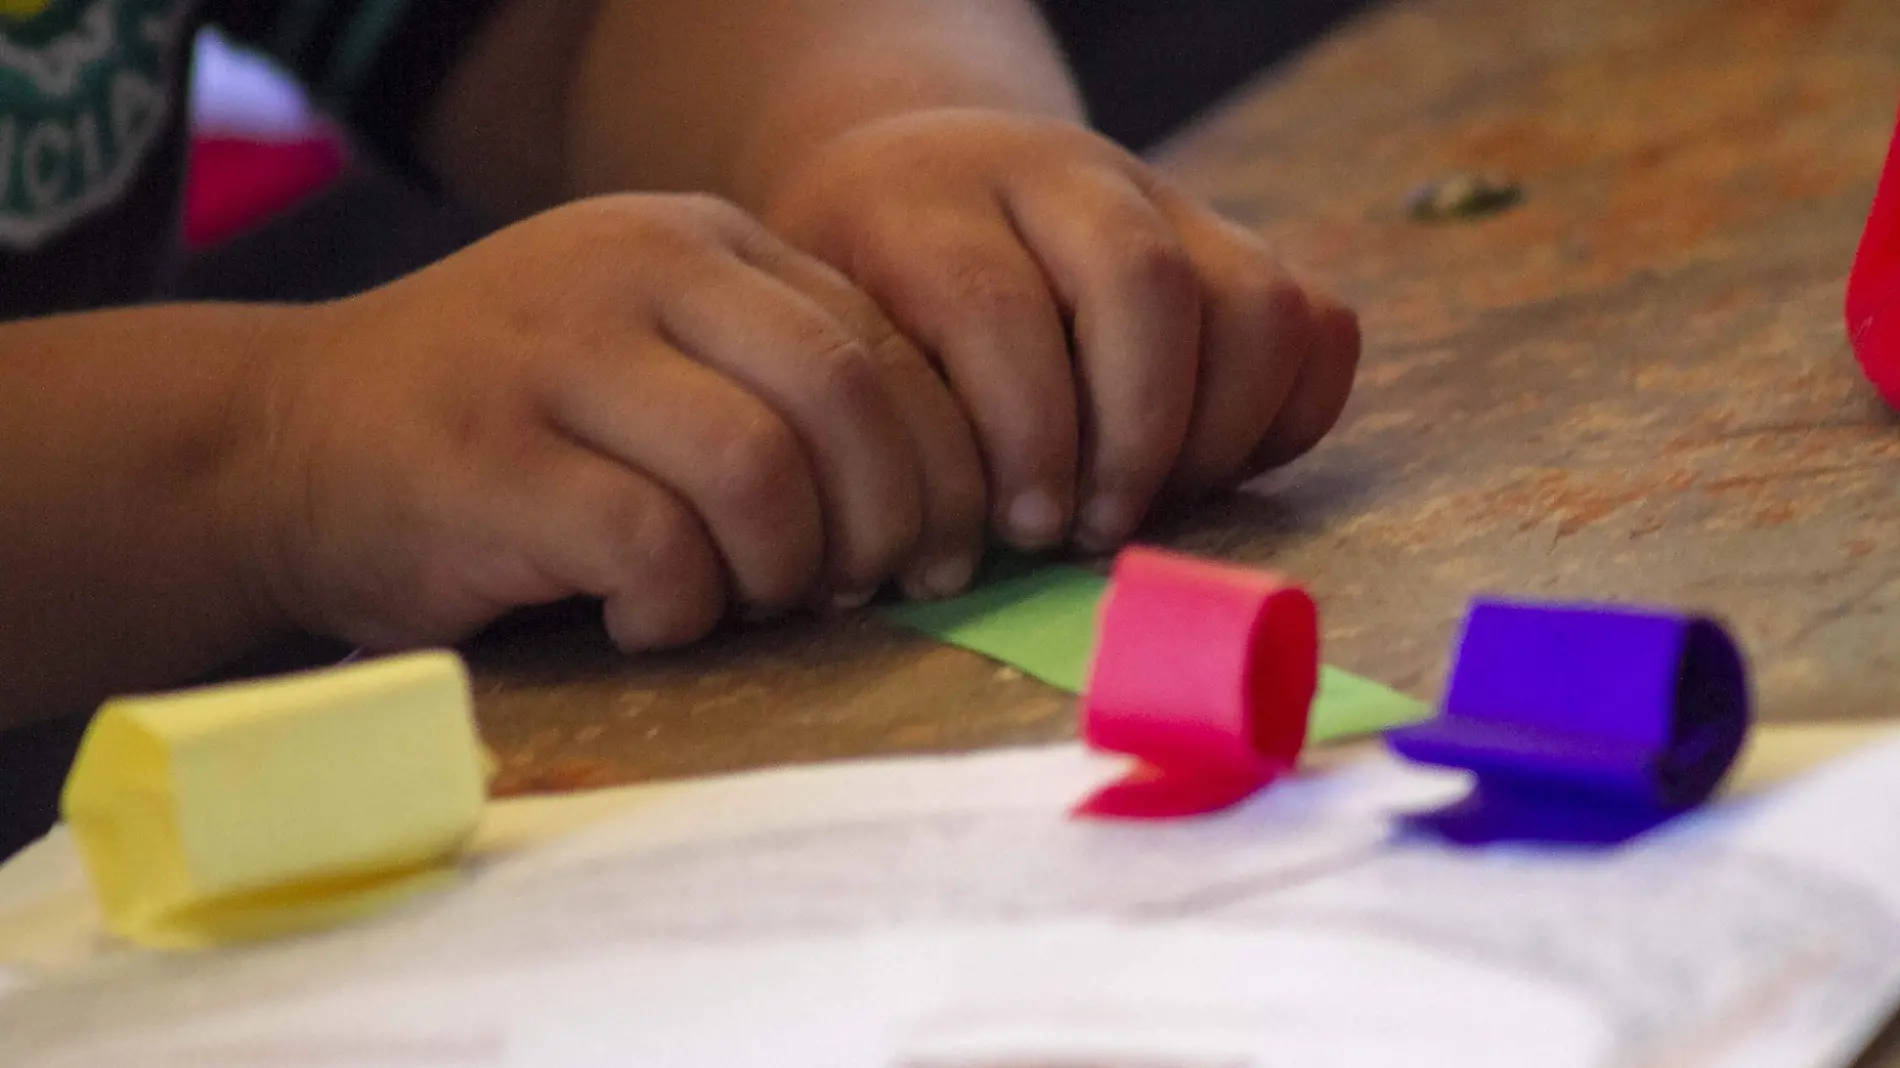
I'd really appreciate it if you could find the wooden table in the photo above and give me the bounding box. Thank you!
[472,0,1900,797]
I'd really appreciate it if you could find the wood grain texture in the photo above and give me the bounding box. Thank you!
[472,0,1900,796]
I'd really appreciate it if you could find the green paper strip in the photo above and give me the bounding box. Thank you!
[886,564,1103,692]
[883,562,1428,744]
[1311,665,1431,743]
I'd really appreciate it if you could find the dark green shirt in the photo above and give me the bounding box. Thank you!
[0,0,493,317]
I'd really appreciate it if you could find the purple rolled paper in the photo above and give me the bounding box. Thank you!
[1387,600,1751,826]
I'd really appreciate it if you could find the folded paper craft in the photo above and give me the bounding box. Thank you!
[61,651,487,949]
[882,553,1426,741]
[1849,104,1900,405]
[1077,547,1319,818]
[1386,600,1752,844]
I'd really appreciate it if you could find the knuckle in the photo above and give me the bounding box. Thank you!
[588,193,746,255]
[578,198,706,263]
[804,334,886,411]
[932,243,1039,323]
[603,498,727,649]
[605,489,703,586]
[1107,230,1197,304]
[863,320,920,368]
[710,417,807,515]
[1231,266,1311,342]
[665,192,752,236]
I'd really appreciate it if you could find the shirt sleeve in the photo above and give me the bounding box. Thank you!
[205,0,504,173]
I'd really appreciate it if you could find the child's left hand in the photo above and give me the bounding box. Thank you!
[761,108,1361,554]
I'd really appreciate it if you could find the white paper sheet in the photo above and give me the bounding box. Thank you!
[5,735,1900,1068]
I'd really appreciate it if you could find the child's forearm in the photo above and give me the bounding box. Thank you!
[420,0,1083,217]
[0,305,293,728]
[574,0,1085,210]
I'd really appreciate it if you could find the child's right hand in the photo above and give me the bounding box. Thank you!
[248,194,987,653]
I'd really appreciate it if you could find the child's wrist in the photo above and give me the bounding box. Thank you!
[205,303,335,645]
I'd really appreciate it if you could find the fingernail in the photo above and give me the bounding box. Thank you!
[903,554,977,601]
[1076,495,1133,552]
[828,587,876,614]
[1005,490,1066,548]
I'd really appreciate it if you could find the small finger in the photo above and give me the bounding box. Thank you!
[1246,286,1363,471]
[1003,170,1202,551]
[484,434,729,649]
[734,235,988,600]
[546,338,827,612]
[1161,208,1316,497]
[660,247,926,603]
[848,198,1080,551]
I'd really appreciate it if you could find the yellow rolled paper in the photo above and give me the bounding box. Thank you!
[61,651,487,949]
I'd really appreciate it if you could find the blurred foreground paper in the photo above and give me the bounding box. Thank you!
[5,729,1900,1067]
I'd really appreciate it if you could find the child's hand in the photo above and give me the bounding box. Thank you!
[249,194,987,653]
[761,109,1361,552]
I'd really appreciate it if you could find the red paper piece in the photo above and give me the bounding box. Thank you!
[184,131,349,251]
[1076,546,1319,819]
[1849,105,1900,406]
